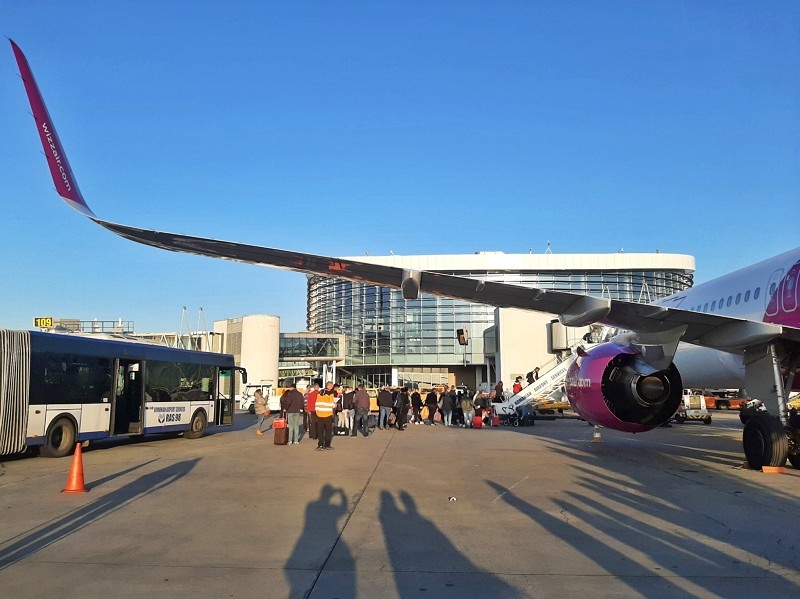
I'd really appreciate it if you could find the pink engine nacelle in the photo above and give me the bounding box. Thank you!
[565,342,683,433]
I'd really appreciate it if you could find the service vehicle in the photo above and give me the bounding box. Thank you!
[703,390,750,411]
[239,383,277,413]
[674,389,712,424]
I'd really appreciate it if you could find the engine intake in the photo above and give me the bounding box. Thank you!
[566,342,682,432]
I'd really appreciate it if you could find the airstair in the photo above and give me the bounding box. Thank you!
[494,342,599,417]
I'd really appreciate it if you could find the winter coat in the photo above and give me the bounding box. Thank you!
[440,393,455,411]
[353,389,371,411]
[377,389,394,407]
[280,389,305,413]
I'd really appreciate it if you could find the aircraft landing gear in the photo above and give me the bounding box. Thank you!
[741,341,799,470]
[787,413,800,470]
[742,413,788,469]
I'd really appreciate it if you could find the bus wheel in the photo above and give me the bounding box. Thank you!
[742,413,788,469]
[40,417,76,458]
[184,410,207,439]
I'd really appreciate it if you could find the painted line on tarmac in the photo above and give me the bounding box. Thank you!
[491,475,529,504]
[303,429,396,598]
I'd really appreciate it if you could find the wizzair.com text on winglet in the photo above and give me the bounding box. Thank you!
[10,40,800,471]
[10,40,95,219]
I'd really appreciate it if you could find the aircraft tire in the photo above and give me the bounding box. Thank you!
[739,409,752,425]
[788,452,800,470]
[742,413,788,469]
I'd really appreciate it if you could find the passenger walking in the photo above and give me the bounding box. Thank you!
[352,385,372,437]
[342,385,355,431]
[306,383,320,440]
[512,377,523,395]
[280,384,305,445]
[425,389,439,425]
[254,389,269,435]
[376,386,393,430]
[395,387,410,430]
[494,381,505,402]
[441,386,455,426]
[461,393,475,427]
[411,388,423,425]
[337,385,351,429]
[315,382,336,450]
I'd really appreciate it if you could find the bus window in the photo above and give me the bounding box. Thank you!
[30,352,68,405]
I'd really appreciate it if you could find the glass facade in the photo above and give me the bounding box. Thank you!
[307,262,693,387]
[278,335,343,360]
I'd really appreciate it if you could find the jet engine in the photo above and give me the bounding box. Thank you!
[565,342,682,432]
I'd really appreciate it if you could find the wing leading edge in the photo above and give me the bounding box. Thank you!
[12,40,799,354]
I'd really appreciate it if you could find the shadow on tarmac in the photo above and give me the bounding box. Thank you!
[486,434,800,596]
[288,486,521,599]
[285,484,354,599]
[0,458,199,571]
[379,490,521,598]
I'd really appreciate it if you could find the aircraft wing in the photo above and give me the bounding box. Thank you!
[90,221,800,352]
[12,39,799,355]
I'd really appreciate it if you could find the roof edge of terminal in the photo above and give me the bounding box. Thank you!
[339,252,696,273]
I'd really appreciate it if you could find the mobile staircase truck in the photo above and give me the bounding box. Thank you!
[494,354,578,421]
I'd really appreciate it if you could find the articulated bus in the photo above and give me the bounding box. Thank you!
[0,329,246,457]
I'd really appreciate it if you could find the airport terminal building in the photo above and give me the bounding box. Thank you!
[306,251,695,390]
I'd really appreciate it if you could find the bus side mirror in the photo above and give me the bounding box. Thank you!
[239,369,248,384]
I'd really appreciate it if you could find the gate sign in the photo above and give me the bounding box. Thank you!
[34,317,53,328]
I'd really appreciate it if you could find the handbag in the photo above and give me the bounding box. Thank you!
[273,411,287,429]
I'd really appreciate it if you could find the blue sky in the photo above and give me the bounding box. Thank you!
[1,1,797,334]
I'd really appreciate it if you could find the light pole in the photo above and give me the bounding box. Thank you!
[457,328,469,367]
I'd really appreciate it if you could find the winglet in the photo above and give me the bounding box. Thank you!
[10,39,95,218]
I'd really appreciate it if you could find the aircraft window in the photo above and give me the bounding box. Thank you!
[719,297,724,309]
[727,296,732,307]
[703,302,709,311]
[754,287,760,300]
[736,293,741,305]
[744,290,751,302]
[770,282,777,296]
[711,300,717,311]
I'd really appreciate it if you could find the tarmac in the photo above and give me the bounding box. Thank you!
[1,411,799,599]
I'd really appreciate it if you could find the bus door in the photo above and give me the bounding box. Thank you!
[216,367,235,426]
[112,359,144,435]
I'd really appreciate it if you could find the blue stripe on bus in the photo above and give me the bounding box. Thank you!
[143,425,190,434]
[76,432,110,441]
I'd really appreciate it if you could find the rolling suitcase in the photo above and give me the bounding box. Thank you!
[273,412,288,445]
[473,415,483,429]
[274,427,289,445]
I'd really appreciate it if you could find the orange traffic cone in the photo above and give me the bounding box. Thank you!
[61,443,89,494]
[592,425,602,443]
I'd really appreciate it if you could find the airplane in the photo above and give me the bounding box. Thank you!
[10,39,800,470]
